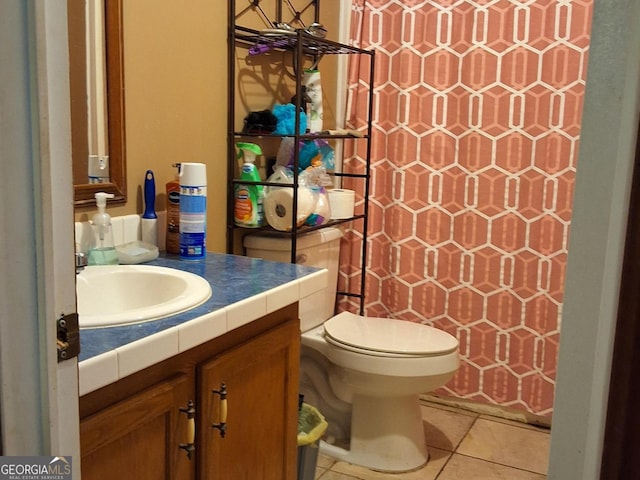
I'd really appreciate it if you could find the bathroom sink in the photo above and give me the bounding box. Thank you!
[76,265,212,328]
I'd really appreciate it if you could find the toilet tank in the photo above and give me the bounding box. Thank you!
[243,227,343,331]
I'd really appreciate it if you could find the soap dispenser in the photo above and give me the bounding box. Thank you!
[88,192,118,265]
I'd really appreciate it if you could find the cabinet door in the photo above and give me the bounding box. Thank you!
[199,319,300,480]
[80,373,196,480]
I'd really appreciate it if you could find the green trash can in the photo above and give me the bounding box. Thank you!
[297,402,328,480]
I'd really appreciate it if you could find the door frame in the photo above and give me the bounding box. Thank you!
[0,0,80,474]
[599,118,640,478]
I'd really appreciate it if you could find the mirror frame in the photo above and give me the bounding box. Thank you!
[74,0,127,206]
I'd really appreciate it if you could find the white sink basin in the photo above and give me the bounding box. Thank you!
[76,265,212,328]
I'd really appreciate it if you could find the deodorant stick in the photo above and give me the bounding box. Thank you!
[179,162,207,261]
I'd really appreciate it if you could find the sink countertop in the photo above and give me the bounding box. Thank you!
[78,252,327,396]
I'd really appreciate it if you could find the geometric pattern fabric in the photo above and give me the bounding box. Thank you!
[338,0,593,417]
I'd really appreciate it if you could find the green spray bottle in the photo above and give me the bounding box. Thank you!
[234,142,265,227]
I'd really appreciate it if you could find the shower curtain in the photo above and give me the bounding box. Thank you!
[338,0,593,417]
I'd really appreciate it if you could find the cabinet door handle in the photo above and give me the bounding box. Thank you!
[211,382,227,438]
[179,400,196,459]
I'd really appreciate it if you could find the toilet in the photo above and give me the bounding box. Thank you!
[244,228,459,472]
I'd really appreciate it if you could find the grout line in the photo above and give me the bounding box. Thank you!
[318,401,550,479]
[451,452,548,477]
[432,451,453,480]
[453,413,481,452]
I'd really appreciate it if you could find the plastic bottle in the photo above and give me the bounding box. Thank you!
[179,162,207,261]
[165,163,181,254]
[87,192,118,265]
[234,142,265,227]
[303,69,323,133]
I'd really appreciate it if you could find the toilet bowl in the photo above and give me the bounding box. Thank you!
[302,312,458,472]
[244,228,460,472]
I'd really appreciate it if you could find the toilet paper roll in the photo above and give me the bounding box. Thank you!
[264,187,317,231]
[328,189,355,219]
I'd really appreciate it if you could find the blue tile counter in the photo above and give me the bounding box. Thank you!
[78,252,327,396]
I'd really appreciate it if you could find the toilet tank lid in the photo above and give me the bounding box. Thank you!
[324,312,458,356]
[243,227,343,251]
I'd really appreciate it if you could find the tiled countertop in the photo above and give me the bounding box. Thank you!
[78,252,327,396]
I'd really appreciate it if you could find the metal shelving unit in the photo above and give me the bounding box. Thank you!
[227,0,374,314]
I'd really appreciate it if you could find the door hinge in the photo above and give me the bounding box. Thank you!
[57,313,80,362]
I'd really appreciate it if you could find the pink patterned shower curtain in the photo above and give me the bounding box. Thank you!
[338,0,593,417]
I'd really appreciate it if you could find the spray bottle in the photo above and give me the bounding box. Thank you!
[88,192,118,265]
[179,162,207,261]
[234,142,265,227]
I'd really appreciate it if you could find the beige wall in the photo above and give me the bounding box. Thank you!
[75,1,342,253]
[122,0,227,251]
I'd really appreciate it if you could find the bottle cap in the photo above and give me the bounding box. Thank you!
[179,162,207,187]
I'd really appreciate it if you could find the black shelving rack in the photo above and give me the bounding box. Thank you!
[227,0,375,315]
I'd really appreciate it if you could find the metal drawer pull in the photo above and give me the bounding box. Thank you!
[211,382,227,438]
[179,400,196,459]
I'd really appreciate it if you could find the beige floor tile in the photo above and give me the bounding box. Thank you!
[316,454,337,479]
[316,467,329,479]
[457,418,550,474]
[477,413,551,433]
[437,454,546,480]
[421,404,478,451]
[318,454,338,469]
[316,470,361,479]
[328,447,451,480]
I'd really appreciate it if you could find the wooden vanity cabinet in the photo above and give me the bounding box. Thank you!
[79,304,300,480]
[80,372,195,479]
[199,317,300,479]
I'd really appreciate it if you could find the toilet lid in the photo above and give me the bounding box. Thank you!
[323,312,458,356]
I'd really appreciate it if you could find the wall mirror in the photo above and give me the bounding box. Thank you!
[68,0,126,206]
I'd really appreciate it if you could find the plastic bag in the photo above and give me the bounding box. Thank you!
[265,165,294,195]
[264,167,317,230]
[297,403,328,446]
[304,186,331,226]
[298,139,335,172]
[276,137,336,172]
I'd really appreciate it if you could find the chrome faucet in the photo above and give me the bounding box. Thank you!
[75,252,88,273]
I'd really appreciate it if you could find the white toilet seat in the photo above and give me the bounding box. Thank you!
[323,311,458,358]
[324,336,427,358]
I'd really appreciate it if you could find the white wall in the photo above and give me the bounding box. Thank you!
[548,0,640,478]
[0,0,48,454]
[0,0,79,470]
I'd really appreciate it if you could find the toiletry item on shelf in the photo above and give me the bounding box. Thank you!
[273,103,307,135]
[303,69,323,132]
[328,188,355,219]
[305,186,332,226]
[87,192,118,265]
[242,109,278,134]
[166,163,181,254]
[141,170,158,246]
[264,185,316,231]
[234,142,265,228]
[179,162,207,261]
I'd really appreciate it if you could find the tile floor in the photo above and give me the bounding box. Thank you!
[313,400,551,479]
